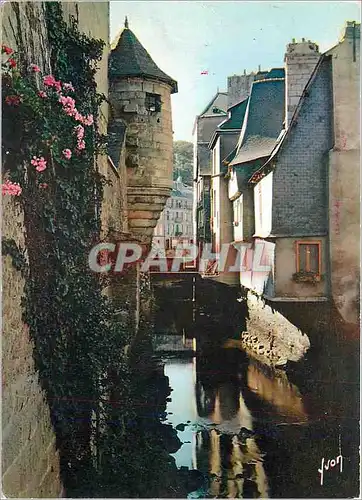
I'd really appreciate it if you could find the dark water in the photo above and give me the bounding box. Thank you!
[149,283,359,499]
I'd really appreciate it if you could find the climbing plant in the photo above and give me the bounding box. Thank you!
[2,4,195,497]
[2,2,133,493]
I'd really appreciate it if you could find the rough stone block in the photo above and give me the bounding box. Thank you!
[142,81,155,93]
[128,210,156,220]
[124,102,138,113]
[126,136,139,147]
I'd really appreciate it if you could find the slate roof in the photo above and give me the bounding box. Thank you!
[248,56,325,183]
[109,21,178,93]
[219,97,248,130]
[199,92,228,117]
[223,146,237,165]
[229,77,285,167]
[265,68,285,79]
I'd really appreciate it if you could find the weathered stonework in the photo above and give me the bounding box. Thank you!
[109,75,175,242]
[1,2,112,497]
[1,3,61,497]
[327,23,360,326]
[284,39,320,125]
[2,195,62,498]
[236,292,310,367]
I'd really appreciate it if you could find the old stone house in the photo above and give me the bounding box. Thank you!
[2,2,176,497]
[193,22,359,366]
[193,91,228,250]
[226,71,285,295]
[207,98,248,285]
[248,22,360,327]
[153,176,193,252]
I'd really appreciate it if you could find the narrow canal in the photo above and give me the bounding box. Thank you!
[146,278,359,499]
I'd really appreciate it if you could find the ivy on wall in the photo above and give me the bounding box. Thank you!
[2,3,192,497]
[2,2,133,493]
[2,2,198,498]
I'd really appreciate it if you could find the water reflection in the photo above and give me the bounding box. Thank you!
[158,338,270,498]
[151,282,359,499]
[246,362,307,423]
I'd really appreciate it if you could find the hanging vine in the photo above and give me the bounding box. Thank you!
[2,2,133,494]
[2,3,194,497]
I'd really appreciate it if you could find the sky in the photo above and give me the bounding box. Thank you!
[110,1,360,142]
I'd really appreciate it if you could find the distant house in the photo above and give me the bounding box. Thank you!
[247,23,360,325]
[193,92,228,251]
[206,98,249,285]
[153,176,193,251]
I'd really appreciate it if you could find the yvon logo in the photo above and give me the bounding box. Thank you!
[318,455,343,486]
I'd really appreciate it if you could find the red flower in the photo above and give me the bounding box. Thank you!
[39,183,48,189]
[8,58,16,68]
[5,95,21,106]
[2,45,13,55]
[30,64,41,73]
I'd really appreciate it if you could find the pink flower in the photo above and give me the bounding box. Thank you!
[5,95,21,106]
[83,114,94,126]
[38,91,47,98]
[74,125,84,140]
[59,95,75,108]
[54,80,62,92]
[74,110,83,122]
[77,140,86,150]
[59,95,76,117]
[30,64,41,73]
[43,74,62,91]
[62,149,72,160]
[31,156,47,172]
[39,183,48,189]
[2,180,22,196]
[43,75,56,87]
[63,82,75,92]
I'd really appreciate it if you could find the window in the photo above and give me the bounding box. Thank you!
[145,93,161,113]
[296,241,321,275]
[166,211,170,221]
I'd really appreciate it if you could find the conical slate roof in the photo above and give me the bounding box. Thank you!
[109,18,178,93]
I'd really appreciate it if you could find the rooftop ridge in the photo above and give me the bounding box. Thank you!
[252,77,286,85]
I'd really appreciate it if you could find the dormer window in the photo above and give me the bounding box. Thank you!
[146,93,161,113]
[212,106,223,114]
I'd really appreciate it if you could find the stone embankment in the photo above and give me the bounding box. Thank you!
[226,291,310,367]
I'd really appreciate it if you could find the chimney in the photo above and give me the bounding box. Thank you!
[284,39,320,126]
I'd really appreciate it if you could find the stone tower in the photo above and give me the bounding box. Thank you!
[108,18,178,243]
[284,38,320,126]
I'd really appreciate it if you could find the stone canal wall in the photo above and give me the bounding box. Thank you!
[2,195,62,497]
[229,291,311,367]
[232,288,357,368]
[1,3,62,497]
[1,2,111,497]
